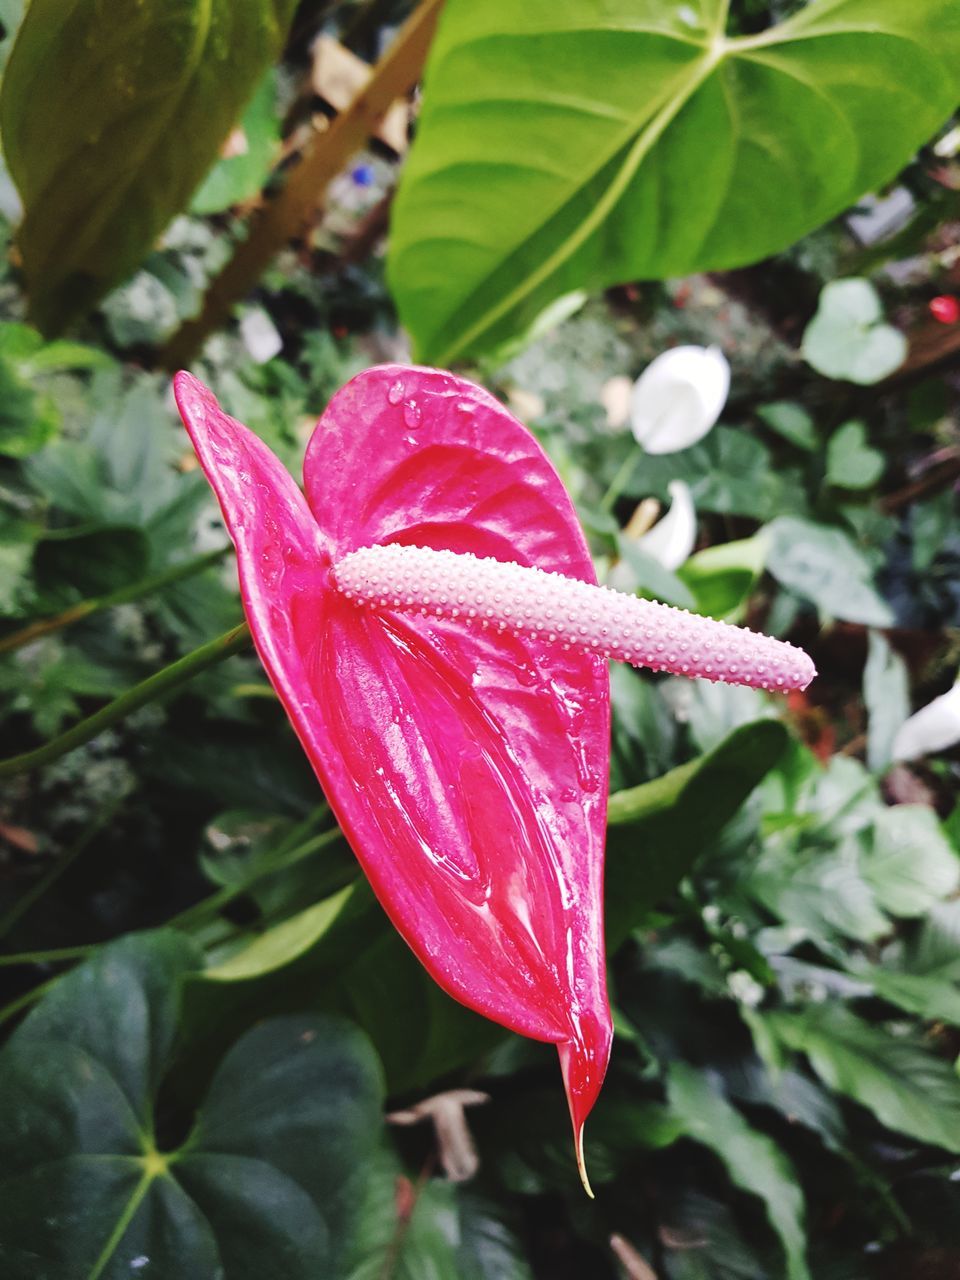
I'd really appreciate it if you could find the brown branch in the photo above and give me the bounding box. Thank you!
[159,0,442,370]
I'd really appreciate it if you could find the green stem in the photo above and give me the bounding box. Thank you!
[0,972,59,1026]
[0,796,125,941]
[0,546,232,656]
[0,623,251,779]
[0,944,96,967]
[599,449,641,514]
[168,824,343,933]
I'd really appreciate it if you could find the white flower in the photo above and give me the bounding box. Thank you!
[635,480,696,570]
[892,680,960,762]
[630,345,730,454]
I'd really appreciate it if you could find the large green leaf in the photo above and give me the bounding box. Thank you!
[605,718,788,946]
[766,1006,960,1153]
[388,0,960,363]
[0,0,297,332]
[0,931,385,1279]
[666,1063,810,1280]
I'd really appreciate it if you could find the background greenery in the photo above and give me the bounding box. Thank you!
[0,1,959,1276]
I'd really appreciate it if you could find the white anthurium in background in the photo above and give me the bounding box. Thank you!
[635,480,697,571]
[892,680,960,762]
[630,345,730,454]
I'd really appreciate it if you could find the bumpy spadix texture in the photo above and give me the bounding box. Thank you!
[174,366,613,1189]
[335,544,815,693]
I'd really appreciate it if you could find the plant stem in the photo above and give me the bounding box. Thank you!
[0,546,232,656]
[0,973,59,1026]
[159,0,443,368]
[0,624,251,779]
[0,944,95,967]
[167,824,343,933]
[0,795,125,941]
[599,449,640,514]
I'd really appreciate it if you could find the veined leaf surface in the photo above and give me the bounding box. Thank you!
[389,0,960,362]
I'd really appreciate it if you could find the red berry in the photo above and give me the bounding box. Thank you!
[929,295,960,324]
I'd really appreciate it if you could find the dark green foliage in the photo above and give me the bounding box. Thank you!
[1,2,960,1276]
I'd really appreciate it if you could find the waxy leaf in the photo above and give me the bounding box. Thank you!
[389,0,960,363]
[0,931,385,1279]
[175,366,613,1164]
[0,0,297,331]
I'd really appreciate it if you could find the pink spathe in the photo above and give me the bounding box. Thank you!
[175,365,612,1190]
[174,363,816,1193]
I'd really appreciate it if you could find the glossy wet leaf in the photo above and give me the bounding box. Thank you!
[666,1063,810,1280]
[0,0,297,331]
[389,0,960,362]
[766,1005,960,1152]
[0,931,385,1279]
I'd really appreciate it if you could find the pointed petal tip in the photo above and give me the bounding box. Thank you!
[575,1124,595,1199]
[557,1012,612,1195]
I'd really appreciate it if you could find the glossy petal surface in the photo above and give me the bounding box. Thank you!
[174,366,612,1150]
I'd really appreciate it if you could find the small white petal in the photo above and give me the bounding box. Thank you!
[635,480,697,571]
[630,345,730,454]
[892,681,960,761]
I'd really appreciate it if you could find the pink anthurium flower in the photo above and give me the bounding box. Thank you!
[174,365,815,1193]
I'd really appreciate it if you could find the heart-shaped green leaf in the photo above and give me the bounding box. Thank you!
[803,279,907,384]
[0,931,384,1279]
[0,0,297,332]
[826,420,885,489]
[389,0,960,363]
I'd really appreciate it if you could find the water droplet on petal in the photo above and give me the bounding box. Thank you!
[403,399,422,428]
[387,379,404,405]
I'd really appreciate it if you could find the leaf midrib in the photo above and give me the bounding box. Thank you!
[423,12,927,363]
[429,39,724,363]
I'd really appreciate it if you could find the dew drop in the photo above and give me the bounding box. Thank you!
[387,379,404,405]
[403,399,422,428]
